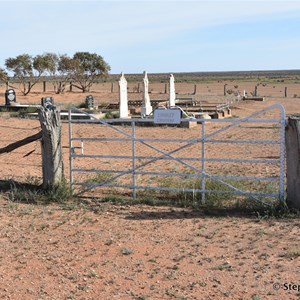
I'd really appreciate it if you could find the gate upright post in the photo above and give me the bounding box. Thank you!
[132,121,136,201]
[201,121,206,204]
[69,107,74,192]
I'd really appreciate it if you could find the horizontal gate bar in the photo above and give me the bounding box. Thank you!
[73,182,279,198]
[70,118,282,124]
[71,154,280,164]
[72,168,279,182]
[71,137,280,145]
[205,139,280,144]
[71,137,199,143]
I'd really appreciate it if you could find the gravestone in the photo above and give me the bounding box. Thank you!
[169,74,176,107]
[5,89,18,106]
[119,72,129,118]
[141,71,152,116]
[154,107,181,124]
[85,95,94,109]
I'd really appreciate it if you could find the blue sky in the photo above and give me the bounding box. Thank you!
[0,0,300,74]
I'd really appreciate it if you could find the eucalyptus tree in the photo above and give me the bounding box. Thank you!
[70,52,111,92]
[0,68,7,82]
[56,54,79,93]
[34,52,111,93]
[35,53,74,94]
[4,51,111,95]
[5,54,47,95]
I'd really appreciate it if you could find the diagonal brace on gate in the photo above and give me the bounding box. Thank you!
[69,104,286,204]
[69,109,206,196]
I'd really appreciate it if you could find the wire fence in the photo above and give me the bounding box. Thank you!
[1,81,300,99]
[0,116,42,183]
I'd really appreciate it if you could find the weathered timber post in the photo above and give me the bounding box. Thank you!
[284,87,288,98]
[38,105,64,189]
[254,85,258,96]
[223,84,227,96]
[43,81,46,93]
[285,115,300,209]
[111,82,114,93]
[193,84,197,95]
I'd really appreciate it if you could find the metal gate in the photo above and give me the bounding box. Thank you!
[68,104,286,206]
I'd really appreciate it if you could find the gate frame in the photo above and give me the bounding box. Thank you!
[68,104,286,205]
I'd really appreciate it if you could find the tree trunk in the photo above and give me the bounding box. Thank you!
[38,106,64,189]
[285,115,300,209]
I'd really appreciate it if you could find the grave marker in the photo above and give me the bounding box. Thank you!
[169,74,176,107]
[141,71,152,116]
[154,108,181,124]
[85,95,94,109]
[5,89,17,106]
[119,72,129,118]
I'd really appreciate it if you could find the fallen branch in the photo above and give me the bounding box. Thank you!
[0,131,42,154]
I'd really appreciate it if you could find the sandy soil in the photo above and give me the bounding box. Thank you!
[0,82,300,299]
[0,201,299,300]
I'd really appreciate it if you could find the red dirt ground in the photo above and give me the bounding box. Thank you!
[0,83,299,300]
[0,201,299,300]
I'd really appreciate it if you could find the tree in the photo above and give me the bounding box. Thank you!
[35,53,73,94]
[70,52,111,92]
[0,68,7,82]
[5,54,47,95]
[4,51,111,94]
[57,54,78,94]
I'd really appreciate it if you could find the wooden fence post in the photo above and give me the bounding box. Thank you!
[38,105,64,189]
[224,84,227,96]
[43,81,46,93]
[285,115,300,209]
[284,87,288,98]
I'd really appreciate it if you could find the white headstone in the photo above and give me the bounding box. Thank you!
[141,71,152,116]
[169,74,176,107]
[119,72,129,118]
